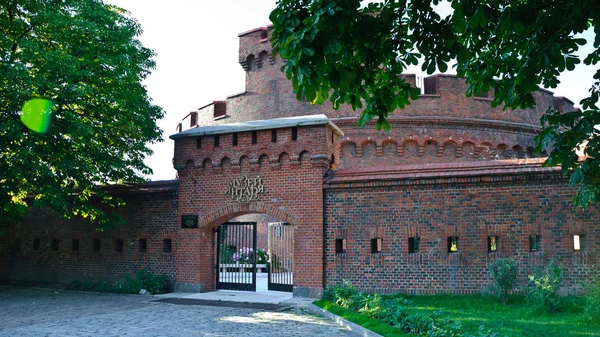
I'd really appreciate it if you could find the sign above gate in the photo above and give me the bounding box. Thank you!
[224,175,267,204]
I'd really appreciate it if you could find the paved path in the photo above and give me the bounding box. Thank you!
[0,286,355,337]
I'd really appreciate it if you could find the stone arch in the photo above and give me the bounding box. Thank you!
[202,158,213,171]
[199,202,296,229]
[239,155,250,170]
[423,139,438,160]
[403,139,419,158]
[526,147,535,158]
[220,157,232,172]
[245,54,255,71]
[361,140,377,159]
[496,144,508,159]
[480,142,494,160]
[279,151,291,167]
[258,153,270,168]
[185,159,194,170]
[512,145,524,159]
[462,141,477,160]
[257,50,268,68]
[299,150,311,167]
[340,141,357,157]
[443,141,458,159]
[382,139,397,157]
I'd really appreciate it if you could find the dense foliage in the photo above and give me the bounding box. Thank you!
[69,269,170,294]
[1,0,164,229]
[525,260,564,312]
[485,257,519,305]
[323,281,500,337]
[270,0,600,206]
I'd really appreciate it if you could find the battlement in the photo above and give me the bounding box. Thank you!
[238,25,273,72]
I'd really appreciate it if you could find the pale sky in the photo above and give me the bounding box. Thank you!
[105,1,596,181]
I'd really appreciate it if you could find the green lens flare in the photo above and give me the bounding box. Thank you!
[20,98,54,133]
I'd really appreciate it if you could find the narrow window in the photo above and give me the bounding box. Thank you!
[529,235,540,252]
[115,239,123,252]
[291,127,298,141]
[72,239,79,252]
[196,137,201,149]
[163,239,172,253]
[335,239,347,254]
[232,133,238,146]
[574,235,584,251]
[51,239,59,251]
[488,236,499,252]
[33,238,40,251]
[408,237,420,253]
[271,129,277,143]
[252,131,257,144]
[214,135,220,148]
[93,239,101,252]
[139,239,147,253]
[371,238,383,254]
[190,111,197,127]
[448,236,459,253]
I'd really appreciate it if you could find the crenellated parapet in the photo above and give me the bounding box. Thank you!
[238,26,274,72]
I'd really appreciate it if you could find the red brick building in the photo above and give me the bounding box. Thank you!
[1,26,598,297]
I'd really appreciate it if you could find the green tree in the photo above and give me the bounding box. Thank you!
[270,0,600,206]
[1,0,164,229]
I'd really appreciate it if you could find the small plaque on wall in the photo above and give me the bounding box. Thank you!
[181,215,198,229]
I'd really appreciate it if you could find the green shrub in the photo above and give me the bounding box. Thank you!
[485,257,520,304]
[321,281,502,337]
[136,269,169,294]
[68,270,169,295]
[526,260,563,312]
[583,267,600,321]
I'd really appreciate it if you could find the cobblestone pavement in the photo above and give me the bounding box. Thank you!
[0,286,356,337]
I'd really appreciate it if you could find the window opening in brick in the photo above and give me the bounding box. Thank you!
[72,239,79,252]
[292,127,298,141]
[51,239,59,251]
[12,239,21,252]
[196,137,201,149]
[371,238,383,254]
[232,133,238,146]
[214,135,220,148]
[529,235,540,252]
[139,239,147,252]
[93,239,101,252]
[448,236,459,253]
[252,131,257,144]
[271,129,277,143]
[335,239,347,254]
[33,238,40,251]
[115,239,123,252]
[488,236,499,252]
[574,235,583,251]
[163,239,172,253]
[190,112,197,127]
[408,237,420,253]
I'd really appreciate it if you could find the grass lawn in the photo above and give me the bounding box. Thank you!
[315,295,599,337]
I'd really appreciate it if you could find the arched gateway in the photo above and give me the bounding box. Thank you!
[171,115,343,297]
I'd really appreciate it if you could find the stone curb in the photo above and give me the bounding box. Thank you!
[306,303,383,337]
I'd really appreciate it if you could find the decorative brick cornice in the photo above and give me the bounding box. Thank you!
[324,158,566,189]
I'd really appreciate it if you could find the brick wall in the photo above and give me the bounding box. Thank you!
[324,168,599,294]
[173,123,338,297]
[2,185,178,286]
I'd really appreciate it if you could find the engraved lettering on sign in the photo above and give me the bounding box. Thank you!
[225,175,266,204]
